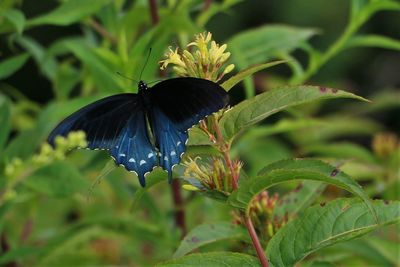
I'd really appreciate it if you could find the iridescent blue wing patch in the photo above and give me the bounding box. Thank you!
[148,78,229,180]
[150,105,188,182]
[110,108,157,186]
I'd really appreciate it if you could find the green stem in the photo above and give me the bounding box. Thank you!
[293,3,375,84]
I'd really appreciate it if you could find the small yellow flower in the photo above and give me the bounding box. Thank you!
[159,32,234,82]
[160,47,186,70]
[182,156,241,193]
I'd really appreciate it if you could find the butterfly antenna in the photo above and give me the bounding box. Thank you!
[116,72,139,83]
[139,47,152,81]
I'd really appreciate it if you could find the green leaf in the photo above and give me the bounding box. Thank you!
[2,9,25,33]
[228,25,318,67]
[49,38,123,93]
[219,85,368,141]
[288,116,380,145]
[24,161,89,197]
[0,53,29,79]
[221,61,286,91]
[266,198,400,267]
[227,25,317,97]
[0,96,11,151]
[228,159,374,218]
[16,36,58,81]
[157,252,260,267]
[346,35,400,50]
[173,222,248,258]
[303,142,376,163]
[272,181,326,220]
[28,0,110,26]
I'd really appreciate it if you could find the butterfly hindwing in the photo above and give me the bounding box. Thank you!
[148,78,229,179]
[110,109,158,186]
[151,106,188,182]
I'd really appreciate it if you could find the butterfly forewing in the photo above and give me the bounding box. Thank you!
[149,78,229,131]
[48,94,138,150]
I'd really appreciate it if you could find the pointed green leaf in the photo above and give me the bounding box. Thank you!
[157,252,260,267]
[2,9,25,33]
[228,159,375,219]
[28,0,110,26]
[266,198,400,267]
[219,85,368,141]
[221,61,286,91]
[228,25,318,67]
[173,222,248,258]
[272,181,327,221]
[0,53,29,79]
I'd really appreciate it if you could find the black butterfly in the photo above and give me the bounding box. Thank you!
[48,78,229,187]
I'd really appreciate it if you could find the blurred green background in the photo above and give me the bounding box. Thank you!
[0,0,399,266]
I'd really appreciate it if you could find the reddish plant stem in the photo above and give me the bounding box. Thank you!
[172,179,187,236]
[148,0,159,25]
[20,218,33,244]
[1,233,17,267]
[211,117,268,266]
[203,0,212,11]
[212,117,238,189]
[87,19,117,44]
[244,216,269,267]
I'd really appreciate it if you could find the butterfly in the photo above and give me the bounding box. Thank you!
[47,77,229,187]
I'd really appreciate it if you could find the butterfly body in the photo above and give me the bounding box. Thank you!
[48,77,229,186]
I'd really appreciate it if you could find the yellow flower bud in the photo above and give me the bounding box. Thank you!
[182,184,200,191]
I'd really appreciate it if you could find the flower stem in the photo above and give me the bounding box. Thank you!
[87,19,117,45]
[148,0,159,25]
[212,117,238,189]
[210,117,268,265]
[172,179,187,236]
[244,214,269,267]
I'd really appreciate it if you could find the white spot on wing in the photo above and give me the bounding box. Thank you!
[129,158,136,163]
[170,151,176,156]
[119,153,126,157]
[164,156,169,161]
[177,141,181,146]
[147,152,154,158]
[139,160,146,166]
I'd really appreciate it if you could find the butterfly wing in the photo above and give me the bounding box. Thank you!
[47,94,157,186]
[148,77,229,181]
[149,77,229,131]
[150,105,188,182]
[110,108,158,186]
[48,94,138,149]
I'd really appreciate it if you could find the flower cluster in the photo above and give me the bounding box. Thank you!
[5,131,87,177]
[233,191,287,241]
[182,156,242,194]
[159,32,234,82]
[372,132,399,159]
